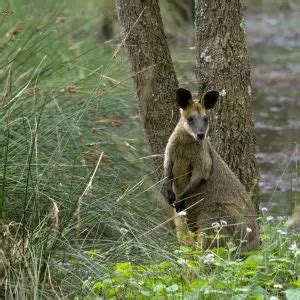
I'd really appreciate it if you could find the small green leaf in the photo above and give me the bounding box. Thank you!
[140,290,151,296]
[153,283,166,293]
[191,280,209,288]
[212,247,229,259]
[231,294,248,300]
[115,262,133,277]
[248,296,264,300]
[106,288,118,297]
[92,282,103,293]
[102,278,115,287]
[166,284,179,293]
[289,281,300,287]
[285,288,300,300]
[250,285,266,295]
[115,262,132,270]
[243,255,263,269]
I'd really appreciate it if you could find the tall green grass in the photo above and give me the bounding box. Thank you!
[0,1,174,297]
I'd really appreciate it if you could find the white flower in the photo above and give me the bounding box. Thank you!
[211,222,220,228]
[289,242,298,251]
[177,211,187,216]
[246,227,252,233]
[119,228,128,235]
[220,220,227,226]
[203,253,214,264]
[220,89,226,97]
[177,258,186,266]
[270,296,279,300]
[266,216,274,221]
[261,207,268,213]
[273,284,283,289]
[276,229,287,235]
[288,242,300,256]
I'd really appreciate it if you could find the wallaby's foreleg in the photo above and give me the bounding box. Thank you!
[164,159,176,207]
[176,177,206,210]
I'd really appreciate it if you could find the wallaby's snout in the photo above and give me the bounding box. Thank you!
[194,118,207,140]
[197,131,205,140]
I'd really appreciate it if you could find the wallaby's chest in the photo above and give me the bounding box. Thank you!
[171,142,212,194]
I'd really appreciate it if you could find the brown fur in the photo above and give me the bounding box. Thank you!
[164,99,260,252]
[181,101,205,117]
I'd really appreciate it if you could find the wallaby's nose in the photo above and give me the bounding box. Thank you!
[197,132,205,140]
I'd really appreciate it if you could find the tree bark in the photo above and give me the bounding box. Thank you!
[194,0,259,209]
[116,0,179,179]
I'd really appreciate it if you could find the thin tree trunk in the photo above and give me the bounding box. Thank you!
[194,0,259,210]
[116,0,179,179]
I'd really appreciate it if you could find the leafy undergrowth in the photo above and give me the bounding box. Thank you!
[77,216,300,299]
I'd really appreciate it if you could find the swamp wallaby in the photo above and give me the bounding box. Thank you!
[164,88,260,251]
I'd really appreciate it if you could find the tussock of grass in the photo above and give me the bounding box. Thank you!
[0,1,299,299]
[0,1,172,297]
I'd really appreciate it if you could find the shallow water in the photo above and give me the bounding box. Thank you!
[246,10,300,215]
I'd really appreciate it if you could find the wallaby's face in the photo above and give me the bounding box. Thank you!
[176,88,219,141]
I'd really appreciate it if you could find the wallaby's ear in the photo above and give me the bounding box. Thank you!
[203,90,219,110]
[176,88,192,109]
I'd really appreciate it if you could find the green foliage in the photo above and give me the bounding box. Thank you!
[82,220,299,299]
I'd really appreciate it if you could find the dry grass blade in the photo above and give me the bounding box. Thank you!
[112,7,146,59]
[0,64,12,108]
[75,152,104,237]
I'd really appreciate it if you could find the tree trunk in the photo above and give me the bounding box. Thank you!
[194,0,259,210]
[116,0,179,179]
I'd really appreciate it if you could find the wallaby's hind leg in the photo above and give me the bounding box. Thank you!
[173,209,194,245]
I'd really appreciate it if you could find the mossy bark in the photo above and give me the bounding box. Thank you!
[116,0,179,179]
[195,0,259,210]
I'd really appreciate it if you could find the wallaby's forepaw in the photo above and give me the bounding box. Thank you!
[167,189,176,207]
[175,197,186,212]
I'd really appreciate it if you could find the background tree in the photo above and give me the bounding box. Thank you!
[194,0,259,209]
[116,0,179,179]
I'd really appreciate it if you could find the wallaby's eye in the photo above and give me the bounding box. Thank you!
[187,116,194,124]
[204,116,208,123]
